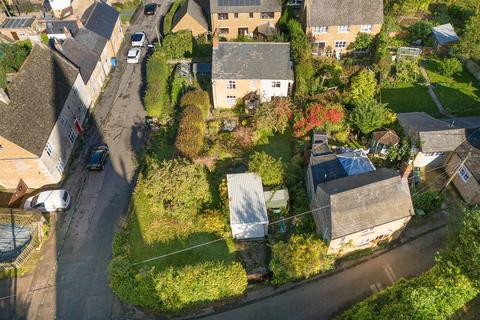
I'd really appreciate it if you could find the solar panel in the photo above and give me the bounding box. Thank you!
[217,0,260,7]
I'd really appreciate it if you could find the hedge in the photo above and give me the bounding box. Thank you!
[180,89,210,118]
[144,52,172,123]
[162,30,193,59]
[175,105,205,159]
[163,0,185,34]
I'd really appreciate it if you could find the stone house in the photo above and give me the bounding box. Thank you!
[301,0,383,55]
[0,45,91,189]
[211,41,294,109]
[0,16,38,41]
[210,0,281,40]
[172,0,209,36]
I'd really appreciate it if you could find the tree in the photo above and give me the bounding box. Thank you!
[248,151,285,187]
[175,105,205,159]
[180,89,210,117]
[456,12,480,60]
[293,103,345,137]
[350,33,374,51]
[161,30,193,59]
[270,234,334,284]
[253,98,293,134]
[350,99,389,134]
[142,159,211,221]
[438,57,463,77]
[407,21,432,43]
[347,69,377,105]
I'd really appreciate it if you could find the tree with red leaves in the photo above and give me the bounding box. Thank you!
[293,103,345,138]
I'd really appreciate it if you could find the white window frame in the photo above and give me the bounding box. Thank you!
[338,25,349,33]
[226,95,236,105]
[218,13,228,20]
[250,80,256,89]
[271,81,281,88]
[334,40,347,49]
[226,80,236,89]
[361,227,375,235]
[458,165,471,183]
[18,31,26,37]
[312,26,327,34]
[56,158,64,173]
[45,142,54,157]
[260,12,274,19]
[360,24,372,32]
[358,238,371,246]
[68,127,77,144]
[219,27,229,35]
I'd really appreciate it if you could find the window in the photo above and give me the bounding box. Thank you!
[219,28,229,35]
[45,142,54,157]
[59,115,67,128]
[361,227,375,235]
[358,238,371,246]
[218,13,228,20]
[18,31,26,37]
[56,158,64,174]
[73,88,78,97]
[338,25,349,33]
[312,41,326,54]
[361,24,372,32]
[249,12,254,18]
[261,12,274,19]
[238,27,248,35]
[424,151,444,156]
[334,41,347,49]
[226,80,236,89]
[271,81,281,88]
[234,13,238,18]
[459,165,471,183]
[68,127,77,144]
[226,95,236,105]
[250,80,256,89]
[312,26,327,34]
[339,236,346,243]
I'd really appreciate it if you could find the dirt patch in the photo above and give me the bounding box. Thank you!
[235,240,270,280]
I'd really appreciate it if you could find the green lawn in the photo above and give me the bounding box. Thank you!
[253,129,293,162]
[380,82,440,116]
[425,59,480,116]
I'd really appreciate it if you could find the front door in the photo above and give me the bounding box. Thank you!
[238,28,248,36]
[11,32,19,41]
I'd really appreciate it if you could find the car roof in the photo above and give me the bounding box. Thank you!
[132,32,145,36]
[36,189,66,202]
[89,149,105,163]
[145,3,156,7]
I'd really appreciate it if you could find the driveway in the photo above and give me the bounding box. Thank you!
[203,227,447,320]
[0,3,172,319]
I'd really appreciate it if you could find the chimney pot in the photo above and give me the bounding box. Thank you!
[212,28,219,49]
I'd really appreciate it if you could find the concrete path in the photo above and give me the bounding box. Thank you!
[202,227,447,320]
[0,3,172,319]
[419,62,448,115]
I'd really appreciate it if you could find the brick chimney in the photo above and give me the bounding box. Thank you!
[75,18,84,29]
[63,26,73,38]
[400,162,413,181]
[212,28,219,49]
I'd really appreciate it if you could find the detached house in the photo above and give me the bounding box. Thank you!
[210,0,281,40]
[301,0,383,55]
[172,0,209,36]
[0,45,91,189]
[212,41,294,108]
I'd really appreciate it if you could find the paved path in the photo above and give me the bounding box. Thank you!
[203,227,447,320]
[0,3,172,319]
[419,62,448,115]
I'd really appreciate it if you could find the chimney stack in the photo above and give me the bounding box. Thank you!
[212,28,219,49]
[75,18,84,29]
[400,162,413,181]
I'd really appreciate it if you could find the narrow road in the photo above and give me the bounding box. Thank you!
[204,227,446,320]
[0,2,171,319]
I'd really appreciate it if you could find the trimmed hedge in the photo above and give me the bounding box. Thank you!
[180,89,210,118]
[163,0,186,34]
[144,52,172,123]
[175,105,205,159]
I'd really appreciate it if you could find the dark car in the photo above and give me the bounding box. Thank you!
[87,146,109,171]
[144,3,157,15]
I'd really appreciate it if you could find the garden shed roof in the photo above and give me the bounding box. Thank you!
[264,189,289,209]
[432,23,459,45]
[212,42,293,80]
[227,173,268,225]
[305,0,383,27]
[318,168,414,239]
[373,128,400,145]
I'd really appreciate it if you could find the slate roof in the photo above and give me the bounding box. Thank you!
[210,0,280,13]
[173,0,209,30]
[455,128,480,182]
[227,172,268,225]
[0,45,79,156]
[373,128,400,145]
[309,153,348,190]
[319,168,414,239]
[212,42,293,80]
[74,28,107,56]
[398,112,466,153]
[432,23,459,45]
[45,20,79,35]
[59,37,99,83]
[305,0,383,27]
[81,0,119,40]
[0,16,35,29]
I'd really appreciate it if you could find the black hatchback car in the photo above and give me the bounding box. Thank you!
[87,145,109,171]
[144,3,157,15]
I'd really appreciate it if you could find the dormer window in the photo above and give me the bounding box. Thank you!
[261,12,274,19]
[218,13,228,20]
[361,24,372,32]
[338,25,349,33]
[312,26,327,34]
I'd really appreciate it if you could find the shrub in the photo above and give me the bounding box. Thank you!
[456,13,480,60]
[155,261,247,312]
[395,59,421,83]
[408,21,432,43]
[348,69,377,105]
[175,105,205,159]
[293,103,345,137]
[163,0,185,34]
[253,98,293,134]
[350,33,374,51]
[233,126,256,148]
[199,210,227,235]
[170,71,188,106]
[270,234,334,284]
[144,52,172,122]
[180,89,210,117]
[350,99,389,135]
[438,57,463,77]
[248,151,285,187]
[162,30,193,59]
[412,191,443,213]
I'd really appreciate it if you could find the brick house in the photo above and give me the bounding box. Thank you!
[210,0,281,40]
[301,0,383,55]
[211,41,294,108]
[0,45,91,189]
[172,0,209,36]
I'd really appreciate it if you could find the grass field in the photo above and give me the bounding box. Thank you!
[253,129,293,162]
[380,83,440,116]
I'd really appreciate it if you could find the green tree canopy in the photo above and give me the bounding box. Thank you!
[348,69,377,105]
[350,32,374,51]
[253,98,293,134]
[350,99,389,135]
[457,12,480,60]
[248,151,285,187]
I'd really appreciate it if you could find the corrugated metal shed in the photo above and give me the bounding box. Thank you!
[227,173,268,225]
[432,23,459,45]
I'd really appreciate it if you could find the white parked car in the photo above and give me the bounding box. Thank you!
[127,48,142,64]
[131,32,146,47]
[24,189,71,212]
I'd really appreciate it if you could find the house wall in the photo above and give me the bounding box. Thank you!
[211,11,280,40]
[311,187,332,241]
[172,14,208,36]
[108,17,124,55]
[39,75,91,183]
[85,59,107,104]
[212,78,293,108]
[413,151,447,168]
[305,24,382,54]
[445,153,480,204]
[0,27,34,41]
[0,136,54,189]
[329,217,411,256]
